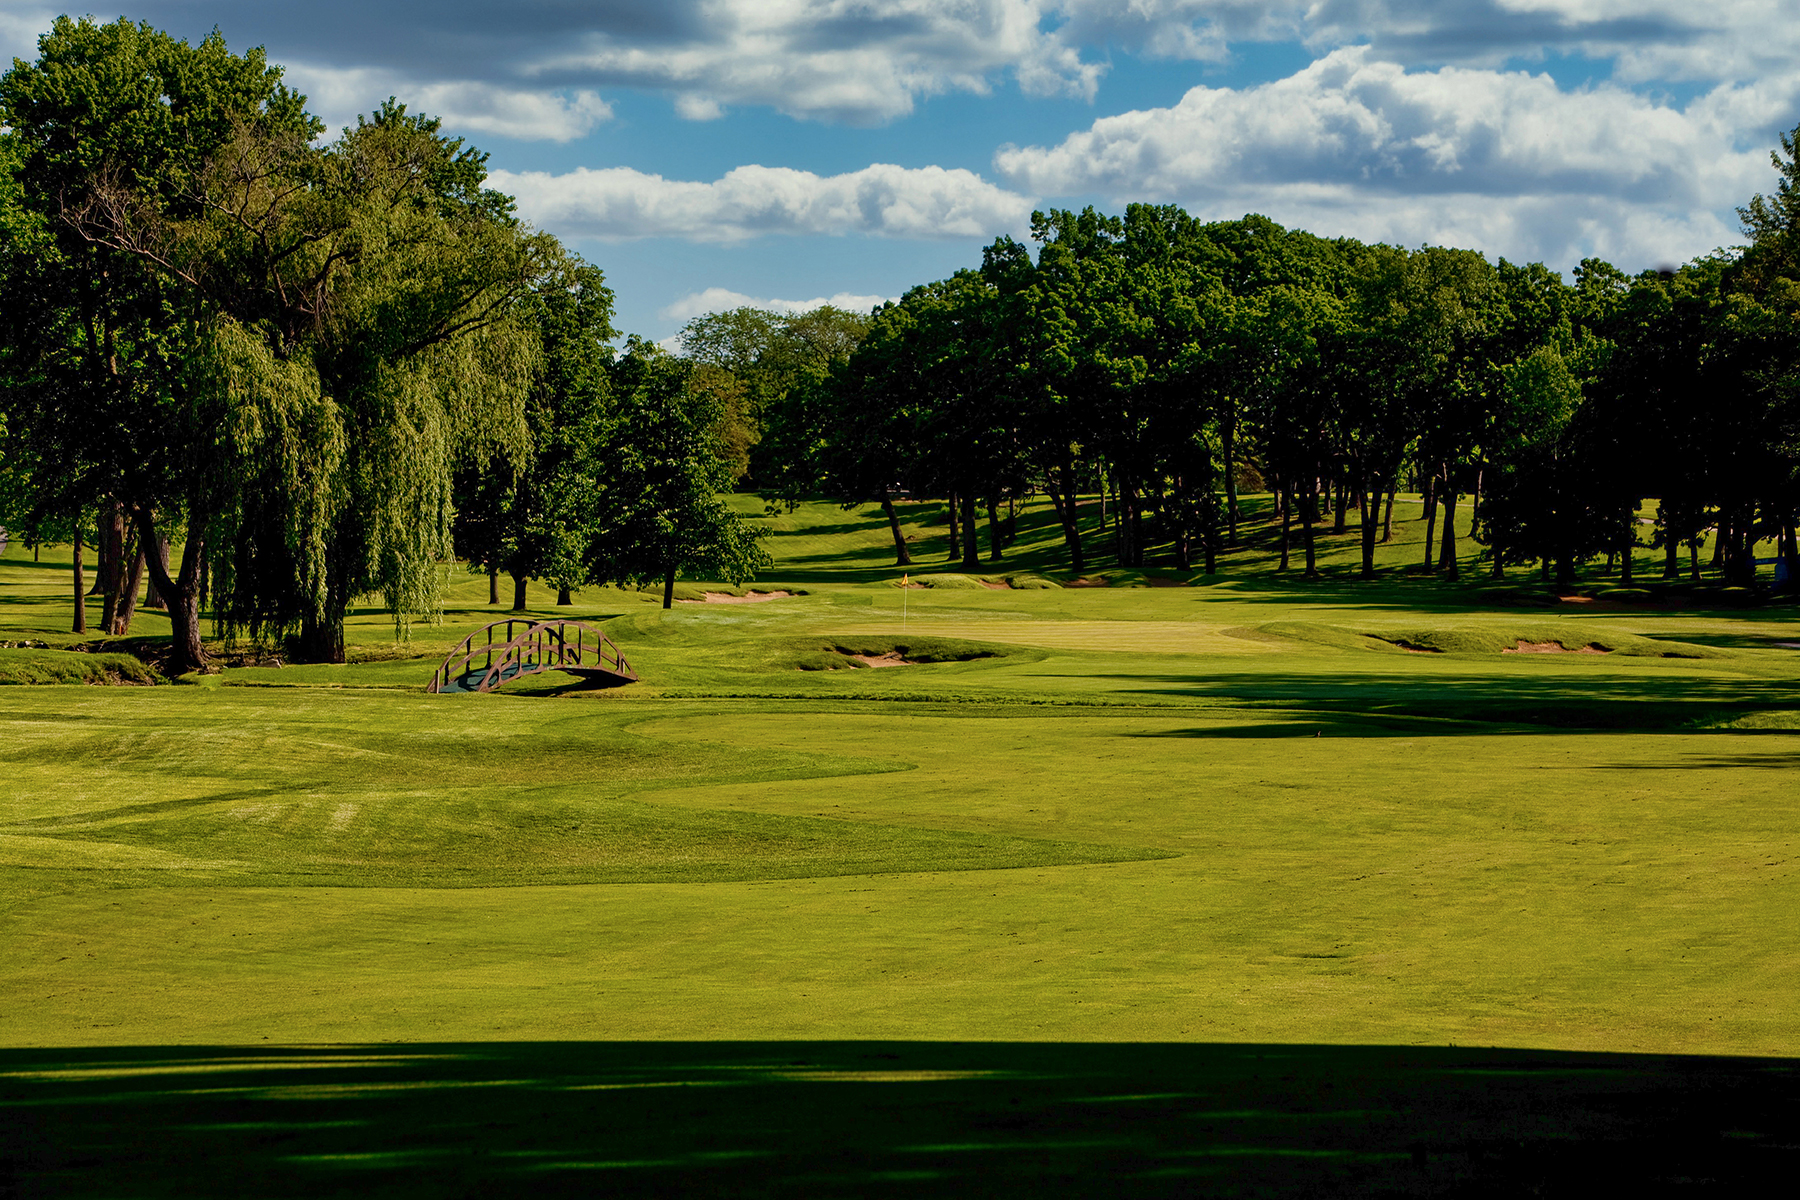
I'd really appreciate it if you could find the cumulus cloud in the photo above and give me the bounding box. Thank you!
[282,64,612,142]
[491,163,1034,242]
[996,46,1796,267]
[10,2,1797,136]
[659,288,898,324]
[36,1,1124,127]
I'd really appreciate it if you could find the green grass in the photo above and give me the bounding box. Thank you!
[3,501,1798,1193]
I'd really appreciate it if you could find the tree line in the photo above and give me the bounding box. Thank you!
[0,18,765,672]
[687,142,1800,594]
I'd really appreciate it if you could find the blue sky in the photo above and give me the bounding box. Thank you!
[4,2,1797,341]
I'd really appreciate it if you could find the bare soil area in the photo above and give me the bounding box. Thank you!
[1504,641,1608,654]
[848,652,913,668]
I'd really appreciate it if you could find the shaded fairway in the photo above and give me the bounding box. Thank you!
[4,1041,1797,1197]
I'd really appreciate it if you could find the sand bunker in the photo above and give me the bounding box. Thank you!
[1504,641,1608,654]
[848,652,912,668]
[686,590,794,604]
[980,580,1012,591]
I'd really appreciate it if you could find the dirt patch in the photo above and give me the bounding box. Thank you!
[1555,595,1594,604]
[848,652,914,668]
[1503,641,1609,654]
[1065,577,1111,588]
[1774,642,1800,650]
[980,581,1012,591]
[688,590,794,604]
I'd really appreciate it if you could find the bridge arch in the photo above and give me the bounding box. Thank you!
[426,618,637,694]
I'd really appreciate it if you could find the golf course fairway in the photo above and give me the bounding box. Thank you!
[3,496,1797,1194]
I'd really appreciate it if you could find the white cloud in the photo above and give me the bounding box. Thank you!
[995,46,1796,267]
[284,63,612,142]
[658,287,898,324]
[491,162,1035,242]
[532,0,1112,124]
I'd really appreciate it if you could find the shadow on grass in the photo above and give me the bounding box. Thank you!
[1083,670,1800,731]
[2,1042,1793,1197]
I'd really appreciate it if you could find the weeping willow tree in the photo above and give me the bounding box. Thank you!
[74,98,554,662]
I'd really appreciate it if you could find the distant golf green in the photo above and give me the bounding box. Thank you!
[3,495,1797,1193]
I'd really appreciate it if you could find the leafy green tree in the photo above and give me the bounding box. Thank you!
[454,256,618,609]
[0,16,316,669]
[586,339,770,608]
[68,94,556,661]
[681,304,870,495]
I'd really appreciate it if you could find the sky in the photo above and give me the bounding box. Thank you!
[4,2,1799,342]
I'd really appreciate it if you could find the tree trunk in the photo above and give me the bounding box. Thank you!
[1661,505,1680,579]
[1782,523,1799,591]
[1726,510,1757,586]
[512,574,529,611]
[1277,484,1291,572]
[488,569,499,605]
[1619,509,1635,586]
[113,539,145,635]
[1301,480,1319,580]
[143,533,167,609]
[662,568,675,610]
[557,585,573,606]
[1438,480,1460,581]
[1358,477,1378,580]
[71,529,87,634]
[1469,464,1484,542]
[1222,407,1240,546]
[1421,475,1439,572]
[1125,480,1146,567]
[135,509,207,673]
[1555,550,1575,592]
[1382,487,1396,543]
[985,496,1003,563]
[960,491,982,572]
[87,510,109,597]
[879,488,912,567]
[1440,485,1454,582]
[100,506,123,631]
[1055,454,1086,576]
[1332,472,1348,533]
[945,493,961,563]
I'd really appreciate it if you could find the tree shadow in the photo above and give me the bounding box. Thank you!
[1079,669,1800,731]
[2,1041,1792,1198]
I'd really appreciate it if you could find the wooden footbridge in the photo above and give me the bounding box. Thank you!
[426,618,637,694]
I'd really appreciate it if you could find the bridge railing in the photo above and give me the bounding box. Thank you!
[427,618,636,694]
